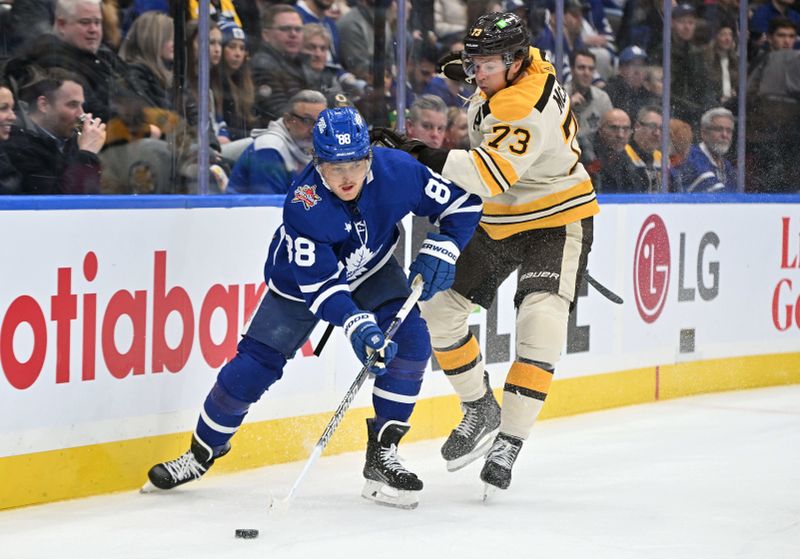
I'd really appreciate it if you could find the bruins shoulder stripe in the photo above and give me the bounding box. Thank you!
[533,73,556,113]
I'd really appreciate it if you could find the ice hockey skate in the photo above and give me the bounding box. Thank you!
[481,433,523,500]
[361,419,423,510]
[441,373,501,472]
[141,436,228,492]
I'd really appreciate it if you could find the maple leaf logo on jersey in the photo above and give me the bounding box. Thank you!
[345,244,382,281]
[291,184,321,211]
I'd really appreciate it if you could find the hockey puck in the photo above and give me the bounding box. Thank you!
[235,529,259,539]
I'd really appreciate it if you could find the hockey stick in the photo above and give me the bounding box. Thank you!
[269,275,425,514]
[313,323,335,356]
[585,272,624,305]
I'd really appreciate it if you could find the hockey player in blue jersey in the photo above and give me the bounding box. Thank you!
[144,106,482,508]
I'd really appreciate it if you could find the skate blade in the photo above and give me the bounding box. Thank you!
[445,428,500,472]
[361,480,419,510]
[482,483,499,502]
[140,480,161,494]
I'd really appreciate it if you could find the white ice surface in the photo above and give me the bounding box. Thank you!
[2,385,799,559]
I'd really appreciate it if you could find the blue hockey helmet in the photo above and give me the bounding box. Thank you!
[312,107,371,163]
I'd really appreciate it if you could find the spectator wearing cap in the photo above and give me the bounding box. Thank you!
[217,18,255,141]
[567,49,613,156]
[251,5,312,126]
[605,45,651,122]
[226,89,327,194]
[746,17,800,193]
[583,108,645,192]
[660,3,714,126]
[294,0,341,64]
[504,0,528,19]
[673,107,736,193]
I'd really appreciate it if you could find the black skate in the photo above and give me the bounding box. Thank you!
[362,419,423,509]
[142,436,228,492]
[441,373,501,472]
[480,433,523,499]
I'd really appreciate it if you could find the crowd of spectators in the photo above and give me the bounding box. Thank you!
[0,0,798,196]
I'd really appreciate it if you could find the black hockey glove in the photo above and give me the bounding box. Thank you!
[369,127,406,149]
[370,127,429,157]
[370,128,450,173]
[437,50,470,83]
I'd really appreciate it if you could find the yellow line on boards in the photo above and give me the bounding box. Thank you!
[1,353,798,510]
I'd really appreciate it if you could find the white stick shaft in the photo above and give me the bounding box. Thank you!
[283,445,323,504]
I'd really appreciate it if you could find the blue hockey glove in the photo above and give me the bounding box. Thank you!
[409,233,460,301]
[343,310,398,375]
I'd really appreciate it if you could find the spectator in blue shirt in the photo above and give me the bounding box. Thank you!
[750,0,800,47]
[226,89,327,194]
[294,0,341,64]
[421,38,475,107]
[673,107,736,193]
[534,0,586,83]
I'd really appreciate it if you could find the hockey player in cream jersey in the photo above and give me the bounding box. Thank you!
[372,11,599,496]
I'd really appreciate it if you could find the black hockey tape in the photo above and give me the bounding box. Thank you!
[235,529,259,539]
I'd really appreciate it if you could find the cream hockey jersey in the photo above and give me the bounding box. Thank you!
[440,48,600,240]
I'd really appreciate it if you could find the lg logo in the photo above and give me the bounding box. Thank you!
[633,214,671,323]
[633,214,721,325]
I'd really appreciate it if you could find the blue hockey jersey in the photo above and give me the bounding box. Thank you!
[263,147,483,326]
[673,143,736,193]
